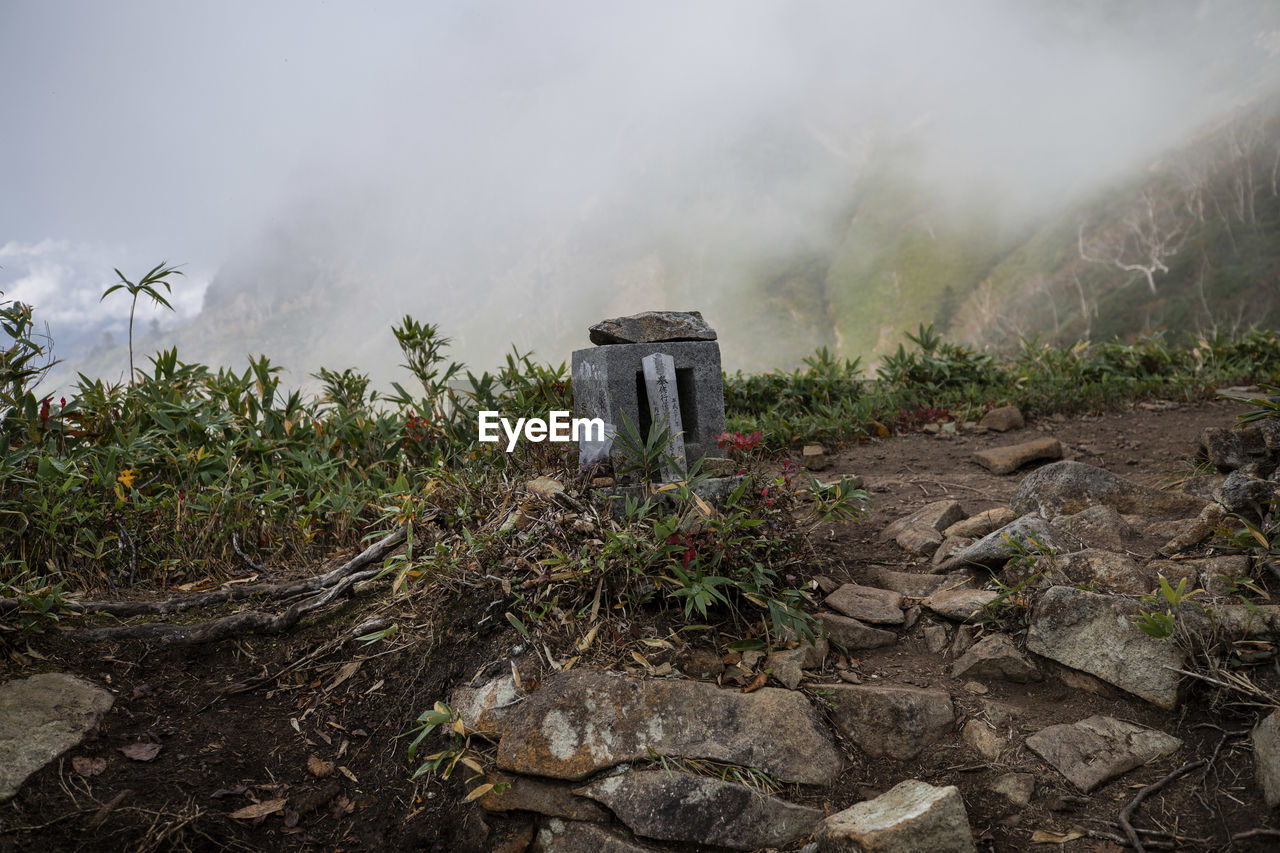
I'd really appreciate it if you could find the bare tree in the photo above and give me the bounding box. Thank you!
[1078,191,1190,294]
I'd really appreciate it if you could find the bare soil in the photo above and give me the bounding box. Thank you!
[2,396,1277,852]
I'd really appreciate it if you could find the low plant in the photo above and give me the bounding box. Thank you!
[1133,575,1203,640]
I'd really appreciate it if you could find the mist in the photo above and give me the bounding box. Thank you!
[4,0,1279,386]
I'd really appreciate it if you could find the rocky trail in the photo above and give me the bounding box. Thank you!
[4,396,1280,851]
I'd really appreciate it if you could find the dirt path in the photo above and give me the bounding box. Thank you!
[1,396,1271,852]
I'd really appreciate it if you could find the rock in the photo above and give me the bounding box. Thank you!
[588,310,717,345]
[1039,549,1148,595]
[943,508,1017,539]
[923,588,1000,623]
[1011,460,1207,520]
[767,639,828,689]
[534,818,660,852]
[1216,469,1279,513]
[490,819,537,853]
[815,574,841,595]
[988,773,1035,806]
[950,625,975,657]
[881,500,966,542]
[453,675,521,736]
[828,684,954,760]
[931,535,973,565]
[819,613,897,650]
[1049,505,1138,550]
[870,569,974,598]
[936,515,1069,572]
[1251,709,1280,808]
[700,456,738,477]
[802,444,831,471]
[1186,555,1251,596]
[1026,586,1185,709]
[1025,715,1182,792]
[825,584,905,625]
[0,673,115,802]
[528,476,566,497]
[896,526,944,558]
[972,438,1062,475]
[979,699,1023,729]
[1157,503,1226,556]
[980,406,1025,432]
[576,769,822,850]
[479,773,612,821]
[1182,473,1226,501]
[813,780,976,853]
[962,720,1002,761]
[675,647,724,680]
[496,669,841,784]
[923,624,949,654]
[951,634,1041,683]
[1199,425,1269,472]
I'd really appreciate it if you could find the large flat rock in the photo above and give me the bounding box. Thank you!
[829,684,954,760]
[479,773,612,821]
[825,584,905,625]
[1026,586,1185,709]
[588,311,717,345]
[576,769,821,850]
[1252,709,1280,808]
[0,673,115,802]
[1025,715,1182,792]
[534,818,661,852]
[935,515,1072,573]
[1011,460,1206,520]
[495,669,840,784]
[814,780,976,853]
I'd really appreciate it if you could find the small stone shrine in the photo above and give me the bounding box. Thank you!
[571,311,726,475]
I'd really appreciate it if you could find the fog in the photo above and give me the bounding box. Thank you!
[3,1,1278,384]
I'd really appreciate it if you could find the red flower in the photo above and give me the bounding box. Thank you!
[39,397,51,427]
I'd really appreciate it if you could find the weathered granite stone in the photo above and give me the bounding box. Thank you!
[987,773,1035,806]
[825,585,905,625]
[767,638,828,689]
[453,675,521,736]
[1050,505,1138,550]
[952,634,1040,683]
[588,311,717,345]
[828,684,954,760]
[576,770,822,850]
[572,340,724,469]
[813,780,976,853]
[819,612,897,650]
[1216,469,1280,513]
[1037,549,1149,595]
[882,500,966,542]
[1157,503,1226,556]
[980,406,1025,432]
[1011,460,1207,520]
[534,818,660,853]
[931,535,973,565]
[922,588,1000,623]
[1199,425,1269,472]
[0,673,114,802]
[1025,715,1182,792]
[936,515,1070,572]
[896,526,943,557]
[923,623,949,654]
[1251,709,1280,808]
[1026,587,1185,709]
[480,773,612,821]
[962,719,1002,761]
[943,507,1018,539]
[496,669,841,784]
[802,444,830,471]
[870,569,975,598]
[972,438,1062,475]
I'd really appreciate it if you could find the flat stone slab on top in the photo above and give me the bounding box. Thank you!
[589,310,717,345]
[1,672,115,801]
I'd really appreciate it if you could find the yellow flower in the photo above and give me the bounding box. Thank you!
[117,469,137,489]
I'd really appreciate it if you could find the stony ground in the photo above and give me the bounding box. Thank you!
[2,396,1279,852]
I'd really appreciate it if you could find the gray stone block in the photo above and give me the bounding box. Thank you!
[572,340,725,469]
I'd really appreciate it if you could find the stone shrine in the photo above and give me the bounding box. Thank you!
[571,311,725,473]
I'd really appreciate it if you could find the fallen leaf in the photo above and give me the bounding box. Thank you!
[577,623,600,652]
[306,754,334,778]
[742,671,768,693]
[1030,828,1085,844]
[630,650,652,670]
[72,756,106,777]
[120,742,162,762]
[229,798,287,820]
[325,660,362,693]
[338,766,358,783]
[464,783,495,802]
[329,795,355,818]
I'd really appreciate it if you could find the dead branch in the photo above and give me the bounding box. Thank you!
[1118,759,1206,853]
[0,525,408,619]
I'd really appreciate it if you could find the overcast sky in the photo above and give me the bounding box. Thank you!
[3,1,1278,375]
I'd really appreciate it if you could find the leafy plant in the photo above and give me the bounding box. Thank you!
[1133,576,1202,640]
[99,262,183,382]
